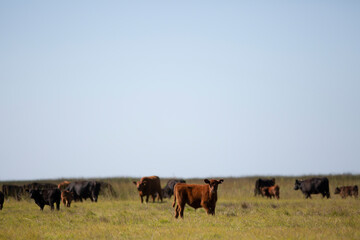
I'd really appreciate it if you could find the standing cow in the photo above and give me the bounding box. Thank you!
[133,176,163,203]
[29,189,61,211]
[0,191,4,210]
[66,181,101,202]
[162,179,186,198]
[294,177,330,199]
[334,186,358,199]
[261,185,280,199]
[173,179,224,219]
[61,190,74,207]
[254,178,275,196]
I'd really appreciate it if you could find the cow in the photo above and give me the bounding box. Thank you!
[133,176,163,203]
[162,179,186,198]
[254,178,275,196]
[0,191,4,210]
[58,181,71,191]
[334,185,358,199]
[294,177,330,199]
[261,185,280,199]
[172,179,224,219]
[61,190,74,207]
[2,184,23,201]
[65,181,101,202]
[29,189,61,211]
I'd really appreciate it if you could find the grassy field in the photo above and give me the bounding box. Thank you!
[1,175,359,239]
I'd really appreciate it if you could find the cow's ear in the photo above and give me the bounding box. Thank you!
[133,181,137,185]
[218,179,224,184]
[204,179,210,184]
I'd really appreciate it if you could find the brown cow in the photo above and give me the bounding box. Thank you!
[172,179,224,219]
[334,185,358,199]
[133,176,163,203]
[61,190,74,207]
[261,185,280,199]
[58,181,71,191]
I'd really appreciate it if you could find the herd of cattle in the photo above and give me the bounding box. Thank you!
[0,177,358,219]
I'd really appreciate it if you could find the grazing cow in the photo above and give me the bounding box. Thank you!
[254,178,275,196]
[172,179,224,219]
[29,189,61,211]
[334,186,358,199]
[261,185,280,199]
[65,181,101,202]
[0,191,4,210]
[294,177,330,199]
[133,176,163,203]
[61,190,74,207]
[162,179,186,198]
[2,185,23,201]
[58,181,71,191]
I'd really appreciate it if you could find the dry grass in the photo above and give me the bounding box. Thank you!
[0,175,359,239]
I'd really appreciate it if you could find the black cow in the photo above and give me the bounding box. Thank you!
[29,189,61,211]
[2,184,23,201]
[66,181,101,202]
[254,178,275,196]
[162,179,186,198]
[0,191,4,210]
[294,177,330,199]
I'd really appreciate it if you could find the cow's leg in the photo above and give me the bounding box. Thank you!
[201,202,211,215]
[152,194,156,202]
[50,201,55,211]
[145,195,149,203]
[174,205,179,218]
[140,195,143,203]
[179,203,185,218]
[158,191,163,202]
[211,205,216,215]
[62,198,66,206]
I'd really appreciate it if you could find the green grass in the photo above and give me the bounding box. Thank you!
[1,175,359,239]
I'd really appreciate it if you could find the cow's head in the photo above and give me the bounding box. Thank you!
[294,179,301,190]
[133,180,147,192]
[334,187,341,194]
[29,190,40,199]
[204,179,224,195]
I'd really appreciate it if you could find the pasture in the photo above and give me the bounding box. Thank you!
[0,175,359,239]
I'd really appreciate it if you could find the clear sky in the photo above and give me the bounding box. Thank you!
[1,1,359,181]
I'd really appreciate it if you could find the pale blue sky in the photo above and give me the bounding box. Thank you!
[1,1,359,180]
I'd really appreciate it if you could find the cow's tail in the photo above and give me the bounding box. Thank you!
[354,185,358,192]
